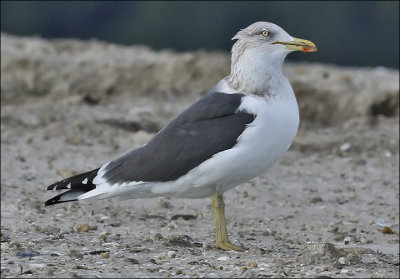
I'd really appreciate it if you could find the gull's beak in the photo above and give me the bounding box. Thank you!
[273,37,317,53]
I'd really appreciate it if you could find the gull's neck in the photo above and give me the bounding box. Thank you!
[226,42,288,97]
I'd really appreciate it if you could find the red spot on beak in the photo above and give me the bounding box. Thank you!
[302,47,313,53]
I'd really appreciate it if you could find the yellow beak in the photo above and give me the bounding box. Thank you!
[273,37,317,53]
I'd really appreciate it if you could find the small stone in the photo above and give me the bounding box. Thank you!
[217,256,230,261]
[97,216,109,223]
[167,251,176,258]
[124,258,139,264]
[309,196,323,203]
[338,257,346,265]
[344,236,355,245]
[171,214,197,220]
[74,224,91,232]
[382,226,393,234]
[1,231,10,242]
[175,269,183,275]
[15,247,40,258]
[154,233,163,240]
[340,143,351,152]
[98,231,110,242]
[76,265,91,270]
[68,250,84,259]
[90,224,98,230]
[248,261,257,268]
[101,252,110,259]
[203,243,211,250]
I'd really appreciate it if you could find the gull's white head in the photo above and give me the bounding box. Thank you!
[228,21,316,95]
[232,21,316,56]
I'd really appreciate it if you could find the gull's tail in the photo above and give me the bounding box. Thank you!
[43,168,99,206]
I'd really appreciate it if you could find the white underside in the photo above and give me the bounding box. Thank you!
[79,78,299,201]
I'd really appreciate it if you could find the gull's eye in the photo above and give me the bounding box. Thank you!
[261,30,270,37]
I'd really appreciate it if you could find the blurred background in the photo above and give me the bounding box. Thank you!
[1,1,399,68]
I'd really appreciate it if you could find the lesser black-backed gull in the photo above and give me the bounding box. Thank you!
[44,22,317,251]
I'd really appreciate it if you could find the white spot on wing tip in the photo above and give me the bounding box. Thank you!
[93,162,110,185]
[82,178,88,184]
[66,183,72,189]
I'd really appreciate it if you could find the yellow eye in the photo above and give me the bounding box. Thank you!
[261,30,270,37]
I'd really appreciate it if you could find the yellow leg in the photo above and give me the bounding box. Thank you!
[212,192,245,251]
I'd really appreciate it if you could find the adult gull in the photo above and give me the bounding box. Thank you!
[44,22,317,251]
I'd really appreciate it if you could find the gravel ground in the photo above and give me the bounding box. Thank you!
[1,98,399,278]
[1,34,399,278]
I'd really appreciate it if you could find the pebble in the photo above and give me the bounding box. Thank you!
[340,142,351,152]
[338,257,346,265]
[74,224,92,232]
[217,256,230,261]
[167,250,176,258]
[248,261,257,268]
[15,247,40,258]
[101,252,110,259]
[382,226,393,234]
[344,236,355,245]
[124,258,139,264]
[97,216,110,223]
[98,231,110,242]
[1,231,10,242]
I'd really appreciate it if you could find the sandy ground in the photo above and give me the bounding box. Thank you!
[1,94,399,278]
[1,34,399,278]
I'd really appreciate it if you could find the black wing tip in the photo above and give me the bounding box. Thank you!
[43,197,78,207]
[43,191,79,207]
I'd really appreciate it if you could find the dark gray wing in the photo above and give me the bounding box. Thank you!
[100,92,255,184]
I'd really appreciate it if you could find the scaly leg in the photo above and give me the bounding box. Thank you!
[211,192,245,251]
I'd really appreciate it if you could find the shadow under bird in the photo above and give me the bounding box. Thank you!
[44,21,316,251]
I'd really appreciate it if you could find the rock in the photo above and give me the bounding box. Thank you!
[248,261,257,268]
[382,226,393,234]
[1,231,10,242]
[338,257,346,265]
[67,250,84,259]
[340,143,351,152]
[343,236,355,245]
[167,251,176,258]
[101,252,110,259]
[171,213,198,220]
[98,231,110,242]
[74,224,91,232]
[166,234,193,246]
[15,247,40,258]
[124,258,139,264]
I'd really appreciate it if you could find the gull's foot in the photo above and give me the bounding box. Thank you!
[216,241,245,251]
